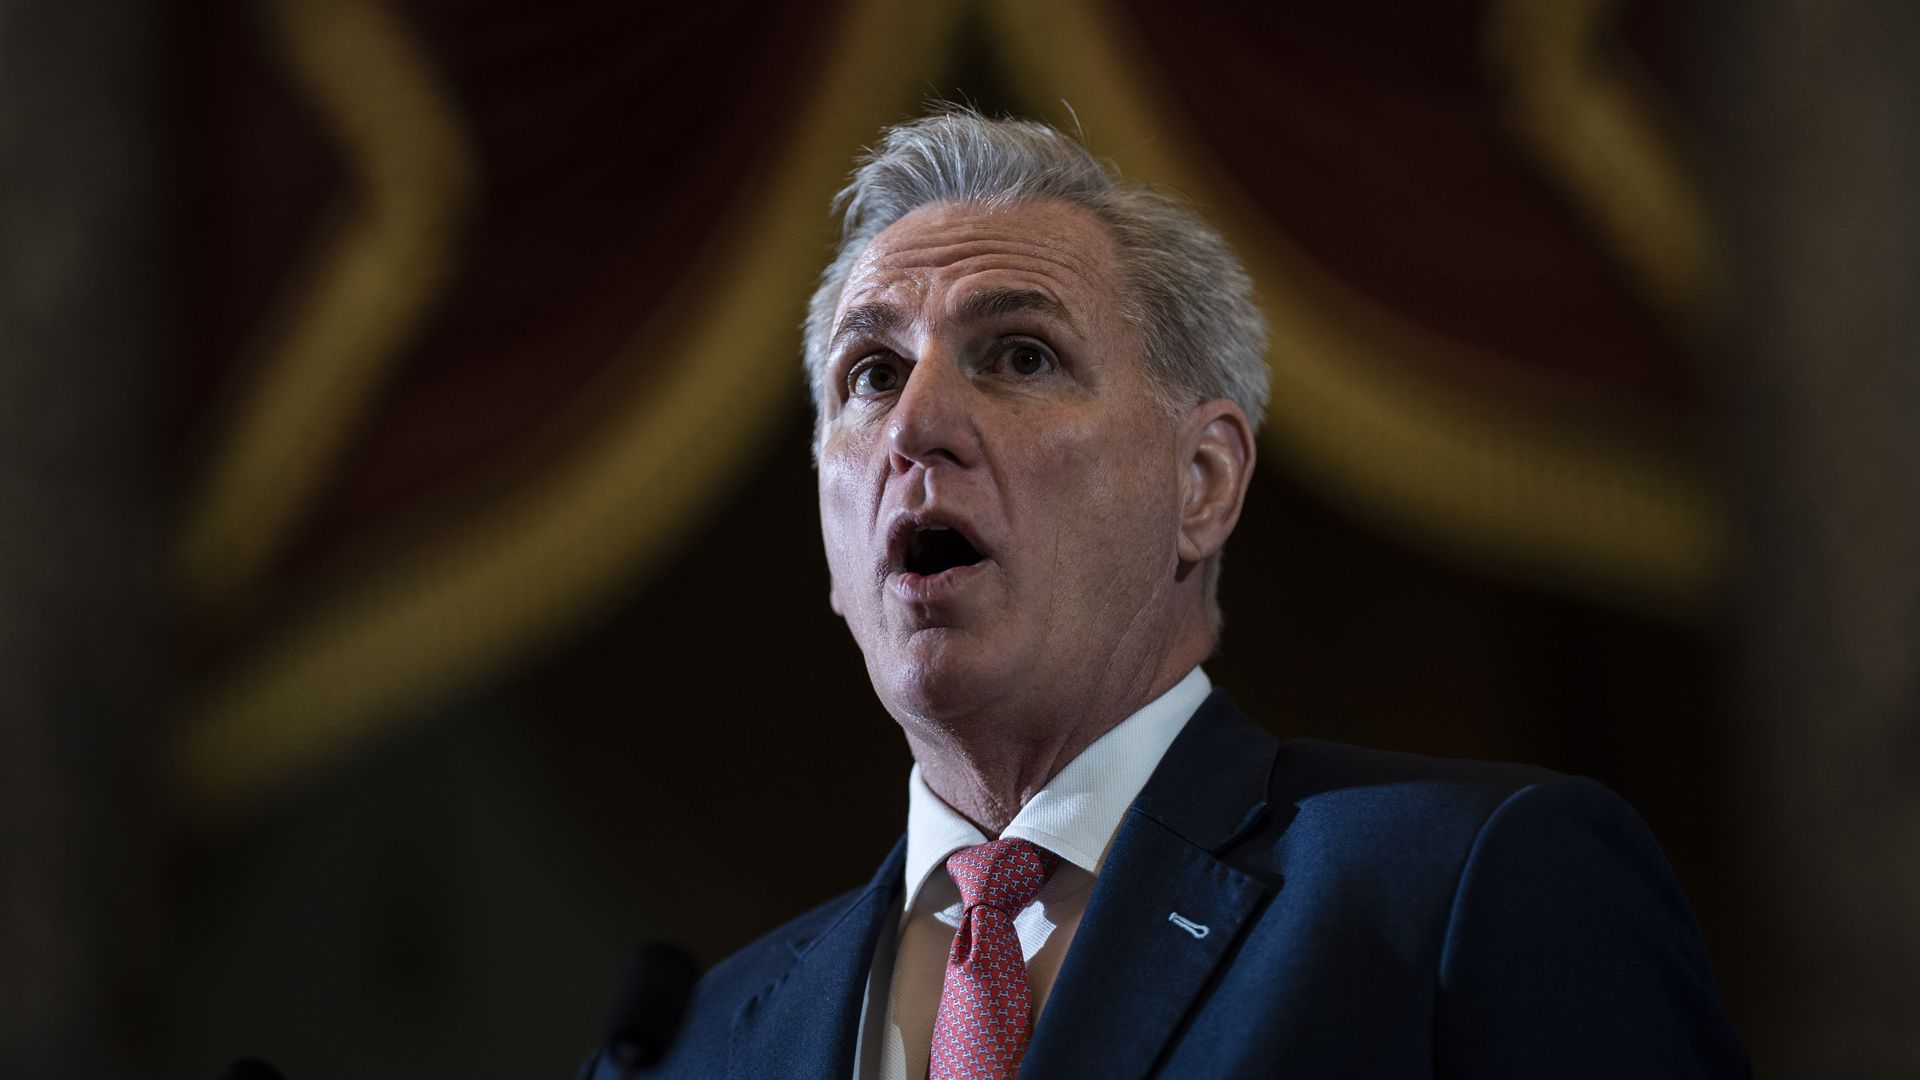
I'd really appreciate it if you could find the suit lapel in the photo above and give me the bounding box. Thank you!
[727,838,905,1080]
[1020,691,1281,1080]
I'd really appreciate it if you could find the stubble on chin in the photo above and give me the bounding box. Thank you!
[866,623,1012,733]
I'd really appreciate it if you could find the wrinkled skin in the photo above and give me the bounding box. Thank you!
[815,199,1253,831]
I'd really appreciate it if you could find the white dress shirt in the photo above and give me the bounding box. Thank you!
[851,667,1213,1080]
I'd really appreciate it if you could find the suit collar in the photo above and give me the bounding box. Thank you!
[727,837,905,1080]
[1022,689,1280,1080]
[1127,687,1278,853]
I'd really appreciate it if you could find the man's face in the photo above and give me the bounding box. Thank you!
[816,199,1191,725]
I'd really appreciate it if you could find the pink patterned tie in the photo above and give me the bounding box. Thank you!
[927,837,1060,1080]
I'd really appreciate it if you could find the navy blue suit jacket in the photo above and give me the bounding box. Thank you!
[581,690,1749,1078]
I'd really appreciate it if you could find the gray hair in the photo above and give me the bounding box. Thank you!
[802,107,1269,433]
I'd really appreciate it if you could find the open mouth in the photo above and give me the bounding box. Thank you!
[902,524,986,577]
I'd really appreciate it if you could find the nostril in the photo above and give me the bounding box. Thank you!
[889,445,964,474]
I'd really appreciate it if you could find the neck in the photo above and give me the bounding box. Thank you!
[902,638,1206,834]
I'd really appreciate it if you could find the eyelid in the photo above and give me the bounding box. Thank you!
[999,333,1055,353]
[989,336,1060,371]
[833,341,877,382]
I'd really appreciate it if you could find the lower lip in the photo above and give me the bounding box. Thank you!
[888,560,992,603]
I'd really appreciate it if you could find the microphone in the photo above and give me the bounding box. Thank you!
[604,942,700,1079]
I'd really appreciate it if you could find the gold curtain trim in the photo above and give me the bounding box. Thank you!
[174,0,971,818]
[986,0,1725,611]
[1485,0,1719,325]
[174,0,476,608]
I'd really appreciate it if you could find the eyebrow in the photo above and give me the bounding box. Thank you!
[953,288,1080,335]
[829,303,905,357]
[828,288,1081,358]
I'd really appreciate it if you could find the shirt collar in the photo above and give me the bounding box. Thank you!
[898,666,1212,913]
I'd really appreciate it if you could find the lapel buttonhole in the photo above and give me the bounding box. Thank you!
[1167,912,1210,939]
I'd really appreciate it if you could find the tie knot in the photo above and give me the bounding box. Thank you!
[945,837,1057,913]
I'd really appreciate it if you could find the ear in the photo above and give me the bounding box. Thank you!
[1176,399,1255,565]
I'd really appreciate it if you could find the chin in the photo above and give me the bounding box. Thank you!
[869,629,1013,725]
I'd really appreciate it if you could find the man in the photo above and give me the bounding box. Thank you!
[580,109,1749,1078]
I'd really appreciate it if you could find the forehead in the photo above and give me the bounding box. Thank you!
[837,199,1126,321]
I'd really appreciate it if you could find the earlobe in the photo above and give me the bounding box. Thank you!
[1176,401,1255,564]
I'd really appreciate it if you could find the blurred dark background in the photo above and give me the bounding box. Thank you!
[1,0,1914,1076]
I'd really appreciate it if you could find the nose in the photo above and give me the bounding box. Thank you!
[887,354,977,473]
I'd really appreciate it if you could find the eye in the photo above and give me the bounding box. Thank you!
[998,341,1057,377]
[848,356,905,397]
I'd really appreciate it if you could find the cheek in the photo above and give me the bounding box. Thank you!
[817,479,859,570]
[816,452,878,600]
[1029,422,1182,566]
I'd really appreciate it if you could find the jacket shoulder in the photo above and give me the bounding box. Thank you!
[1171,691,1567,843]
[1267,736,1568,838]
[1276,736,1558,797]
[704,880,878,990]
[1186,730,1747,1075]
[577,875,894,1079]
